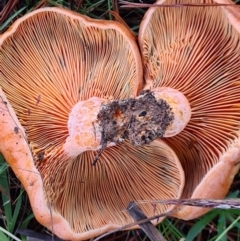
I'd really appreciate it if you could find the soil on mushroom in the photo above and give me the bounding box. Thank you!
[97,90,174,147]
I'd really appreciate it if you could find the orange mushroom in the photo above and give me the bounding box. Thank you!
[139,0,240,219]
[0,8,185,240]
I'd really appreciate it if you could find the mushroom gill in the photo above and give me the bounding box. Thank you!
[139,0,240,219]
[55,140,184,232]
[0,8,184,240]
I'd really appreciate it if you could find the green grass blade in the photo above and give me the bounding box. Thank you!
[20,213,35,241]
[0,6,28,32]
[20,213,35,228]
[0,154,12,231]
[185,211,219,241]
[160,219,185,240]
[0,161,8,174]
[215,216,240,241]
[80,0,106,14]
[226,190,239,198]
[0,229,9,241]
[0,227,21,241]
[225,213,240,229]
[11,190,24,233]
[217,212,227,241]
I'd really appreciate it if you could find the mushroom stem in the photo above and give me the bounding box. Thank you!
[63,88,191,157]
[152,87,191,137]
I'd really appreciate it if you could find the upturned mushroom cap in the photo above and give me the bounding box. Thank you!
[139,0,240,219]
[0,8,185,240]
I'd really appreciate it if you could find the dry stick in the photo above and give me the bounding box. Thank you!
[93,210,172,241]
[119,1,240,8]
[127,201,167,241]
[94,198,240,241]
[0,0,19,25]
[136,198,240,209]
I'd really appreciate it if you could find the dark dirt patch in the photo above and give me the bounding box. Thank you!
[97,90,174,147]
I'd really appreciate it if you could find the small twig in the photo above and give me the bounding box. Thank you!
[119,1,240,8]
[93,198,240,241]
[0,0,19,25]
[127,202,167,241]
[92,144,106,166]
[75,0,84,10]
[137,198,240,209]
[93,210,172,241]
[113,0,119,15]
